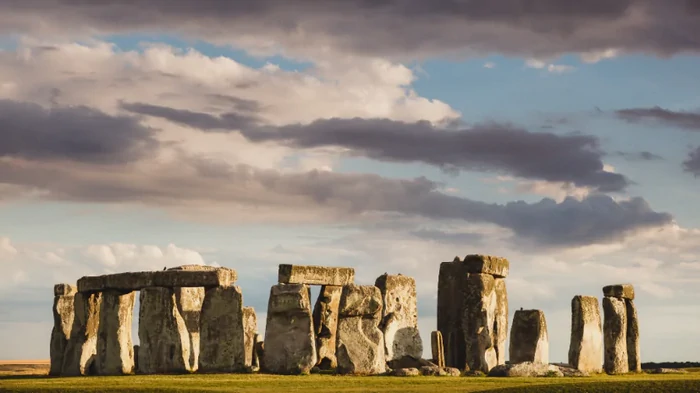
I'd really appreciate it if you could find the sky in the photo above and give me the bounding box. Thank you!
[1,0,700,363]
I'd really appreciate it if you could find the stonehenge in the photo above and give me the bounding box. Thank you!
[509,309,549,365]
[603,284,640,374]
[198,286,246,373]
[568,296,603,373]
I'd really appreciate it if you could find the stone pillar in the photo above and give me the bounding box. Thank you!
[138,287,191,374]
[263,284,317,374]
[312,285,342,369]
[61,291,102,376]
[509,309,549,364]
[437,257,466,369]
[568,295,603,373]
[603,296,628,374]
[174,286,205,372]
[375,274,422,361]
[95,290,136,375]
[463,273,498,372]
[431,331,445,368]
[254,334,264,371]
[198,286,245,372]
[494,278,508,365]
[336,284,386,375]
[50,284,76,376]
[243,306,258,370]
[626,300,641,373]
[603,284,639,374]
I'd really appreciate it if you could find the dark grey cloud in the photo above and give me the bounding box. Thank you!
[613,151,664,161]
[0,99,158,164]
[1,1,699,60]
[121,102,629,192]
[683,147,700,176]
[616,106,700,130]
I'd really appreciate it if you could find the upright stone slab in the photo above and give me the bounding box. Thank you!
[626,299,641,372]
[509,309,549,365]
[336,284,386,375]
[431,331,445,368]
[138,287,191,374]
[603,296,628,374]
[174,286,205,371]
[463,273,498,372]
[198,286,245,372]
[50,284,76,376]
[312,285,342,369]
[243,306,258,369]
[61,292,102,376]
[375,274,423,361]
[437,257,467,369]
[263,284,317,374]
[278,264,355,286]
[493,278,508,365]
[95,290,136,375]
[568,296,603,373]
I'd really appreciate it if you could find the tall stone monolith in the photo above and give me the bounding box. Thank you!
[138,287,191,374]
[312,285,342,369]
[375,274,422,361]
[509,309,549,365]
[243,306,258,369]
[263,284,317,374]
[336,284,386,375]
[50,284,76,376]
[431,331,445,368]
[61,291,102,376]
[174,287,205,371]
[95,290,136,375]
[438,257,467,368]
[463,273,498,372]
[626,299,641,372]
[603,296,628,374]
[493,278,508,365]
[568,295,603,373]
[197,286,245,372]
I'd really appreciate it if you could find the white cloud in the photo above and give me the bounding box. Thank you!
[580,48,620,64]
[525,58,575,74]
[483,62,495,69]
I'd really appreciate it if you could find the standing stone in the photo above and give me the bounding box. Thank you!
[243,306,258,369]
[437,258,467,369]
[198,286,245,372]
[61,291,102,376]
[568,296,603,373]
[263,284,317,374]
[431,331,445,368]
[312,285,342,369]
[463,273,498,372]
[50,284,76,376]
[509,309,549,365]
[174,286,205,371]
[603,296,628,374]
[375,274,423,361]
[626,299,641,372]
[138,287,191,374]
[251,333,263,371]
[96,290,136,375]
[493,278,508,366]
[336,284,386,375]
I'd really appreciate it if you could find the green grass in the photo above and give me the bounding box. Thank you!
[2,372,700,393]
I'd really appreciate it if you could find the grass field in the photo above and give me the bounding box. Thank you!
[2,363,700,393]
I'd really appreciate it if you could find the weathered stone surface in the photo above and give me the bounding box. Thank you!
[626,299,641,372]
[77,272,156,293]
[509,309,549,365]
[493,278,508,366]
[462,370,485,377]
[442,367,462,376]
[243,306,257,368]
[312,285,342,369]
[54,284,77,297]
[603,296,628,375]
[49,289,75,376]
[463,255,509,278]
[336,284,386,375]
[386,356,436,370]
[95,290,135,375]
[603,284,635,300]
[263,284,317,374]
[61,292,102,376]
[77,268,236,293]
[174,286,205,371]
[488,362,563,377]
[138,287,192,374]
[463,273,498,373]
[437,260,467,369]
[420,365,444,376]
[197,286,245,372]
[389,367,420,376]
[278,264,354,286]
[375,274,422,361]
[568,295,602,373]
[431,331,445,368]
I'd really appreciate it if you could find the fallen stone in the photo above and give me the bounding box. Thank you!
[437,260,467,369]
[603,284,635,300]
[646,368,688,374]
[431,331,445,368]
[278,264,354,286]
[243,306,257,369]
[197,286,245,373]
[61,292,102,376]
[336,284,386,375]
[138,287,192,374]
[389,367,420,376]
[462,370,484,377]
[49,285,76,376]
[493,278,508,366]
[375,274,423,361]
[463,254,510,278]
[603,296,628,375]
[488,362,563,377]
[509,309,549,365]
[312,285,342,369]
[568,295,603,373]
[386,355,436,370]
[420,365,443,376]
[174,286,205,371]
[626,299,641,372]
[556,364,590,377]
[442,367,461,376]
[95,290,136,375]
[463,273,498,373]
[263,284,317,374]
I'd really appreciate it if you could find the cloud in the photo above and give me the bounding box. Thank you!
[120,105,630,192]
[525,59,575,74]
[683,147,700,176]
[616,106,700,130]
[2,1,699,61]
[483,62,496,69]
[613,151,664,161]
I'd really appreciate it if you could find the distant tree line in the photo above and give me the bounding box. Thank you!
[642,362,700,369]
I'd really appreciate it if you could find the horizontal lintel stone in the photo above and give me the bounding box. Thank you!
[602,284,635,300]
[463,254,509,278]
[77,268,236,293]
[278,264,354,286]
